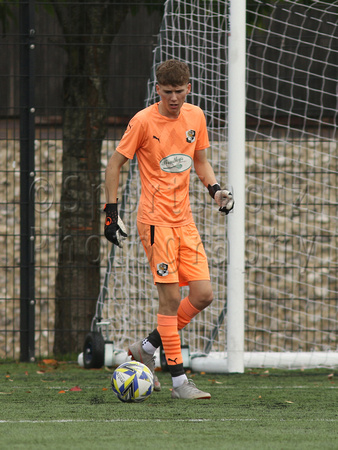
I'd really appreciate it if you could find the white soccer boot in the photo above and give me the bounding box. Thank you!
[128,340,161,392]
[171,380,211,399]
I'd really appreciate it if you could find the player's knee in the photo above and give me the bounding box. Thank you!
[189,281,213,309]
[196,287,213,309]
[204,289,213,307]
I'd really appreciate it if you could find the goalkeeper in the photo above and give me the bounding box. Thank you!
[104,59,234,399]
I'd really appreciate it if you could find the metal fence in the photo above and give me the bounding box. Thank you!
[1,1,337,362]
[1,1,162,360]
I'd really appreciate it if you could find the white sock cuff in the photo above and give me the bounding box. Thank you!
[172,374,188,388]
[142,339,156,355]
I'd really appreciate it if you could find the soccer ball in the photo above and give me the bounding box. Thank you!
[111,361,154,403]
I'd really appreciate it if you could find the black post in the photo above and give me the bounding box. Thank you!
[19,0,36,362]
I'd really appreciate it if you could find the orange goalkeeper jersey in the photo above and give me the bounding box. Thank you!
[116,102,210,226]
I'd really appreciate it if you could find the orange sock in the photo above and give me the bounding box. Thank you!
[157,314,183,366]
[177,296,200,330]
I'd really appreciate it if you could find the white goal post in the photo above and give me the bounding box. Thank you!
[88,0,338,372]
[227,0,246,373]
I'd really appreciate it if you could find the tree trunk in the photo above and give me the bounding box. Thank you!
[52,2,132,355]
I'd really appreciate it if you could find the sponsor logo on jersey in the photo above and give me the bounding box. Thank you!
[186,129,196,143]
[159,154,192,173]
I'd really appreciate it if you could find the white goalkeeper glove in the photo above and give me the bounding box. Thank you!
[208,183,234,215]
[104,202,128,248]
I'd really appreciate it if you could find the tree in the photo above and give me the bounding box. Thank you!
[50,0,164,355]
[0,0,163,357]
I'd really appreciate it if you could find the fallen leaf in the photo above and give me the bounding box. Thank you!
[70,386,82,392]
[43,359,58,365]
[58,390,66,394]
[36,371,45,374]
[285,401,294,404]
[102,388,108,391]
[209,379,223,385]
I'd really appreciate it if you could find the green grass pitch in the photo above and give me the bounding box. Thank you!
[0,361,337,449]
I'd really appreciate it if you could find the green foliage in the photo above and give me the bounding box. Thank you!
[1,362,337,449]
[130,0,165,16]
[246,0,332,33]
[0,0,165,35]
[247,0,336,21]
[2,0,331,38]
[37,0,55,16]
[0,0,18,34]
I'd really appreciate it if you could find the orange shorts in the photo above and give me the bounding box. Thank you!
[137,221,210,286]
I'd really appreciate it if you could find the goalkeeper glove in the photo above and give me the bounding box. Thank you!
[208,183,234,215]
[104,203,128,247]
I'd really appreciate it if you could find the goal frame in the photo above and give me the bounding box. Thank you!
[227,0,246,373]
[81,0,338,372]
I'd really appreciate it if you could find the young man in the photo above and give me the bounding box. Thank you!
[104,59,234,399]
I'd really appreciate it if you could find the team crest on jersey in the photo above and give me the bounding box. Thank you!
[157,262,169,277]
[186,129,196,143]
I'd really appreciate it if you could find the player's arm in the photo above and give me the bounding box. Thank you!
[194,149,234,215]
[104,151,129,247]
[105,150,129,202]
[193,148,217,187]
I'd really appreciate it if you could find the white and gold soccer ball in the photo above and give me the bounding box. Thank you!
[111,361,154,403]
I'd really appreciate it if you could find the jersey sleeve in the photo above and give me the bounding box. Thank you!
[116,115,146,159]
[195,108,210,151]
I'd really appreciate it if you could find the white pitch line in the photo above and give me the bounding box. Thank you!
[0,418,257,424]
[1,418,338,424]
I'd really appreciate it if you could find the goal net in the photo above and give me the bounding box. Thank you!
[244,0,338,369]
[96,0,338,370]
